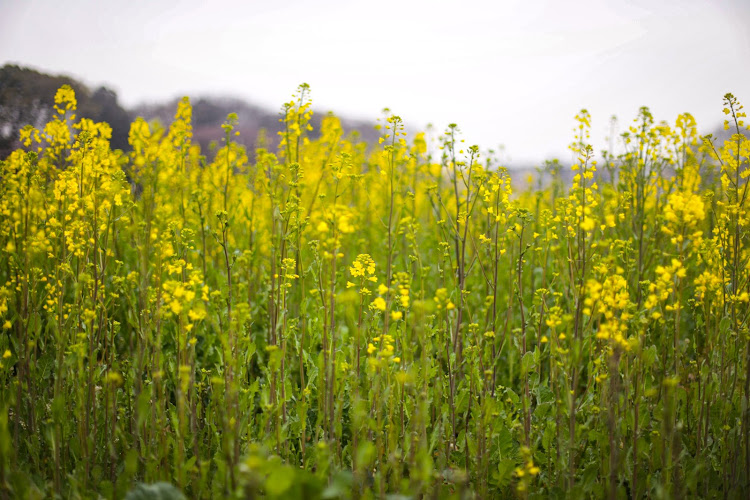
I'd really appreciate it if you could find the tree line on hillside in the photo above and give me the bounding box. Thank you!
[0,64,380,160]
[0,65,132,156]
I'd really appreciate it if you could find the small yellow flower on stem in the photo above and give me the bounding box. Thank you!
[371,297,386,311]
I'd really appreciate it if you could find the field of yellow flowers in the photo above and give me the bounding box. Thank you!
[0,84,748,499]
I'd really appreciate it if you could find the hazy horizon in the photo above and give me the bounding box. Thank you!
[2,0,748,165]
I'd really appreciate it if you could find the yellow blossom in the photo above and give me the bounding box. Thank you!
[371,297,386,311]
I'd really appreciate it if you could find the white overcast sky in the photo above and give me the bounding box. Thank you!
[1,0,748,165]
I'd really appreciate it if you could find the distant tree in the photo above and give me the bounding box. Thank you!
[1,64,380,160]
[84,86,132,150]
[0,64,131,158]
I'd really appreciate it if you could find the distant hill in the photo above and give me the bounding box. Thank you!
[132,96,382,156]
[2,64,731,174]
[0,64,380,159]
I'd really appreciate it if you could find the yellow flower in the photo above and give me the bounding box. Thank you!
[188,307,206,322]
[2,350,11,359]
[391,311,403,321]
[371,297,386,311]
[580,216,596,232]
[350,254,376,278]
[105,371,123,386]
[169,299,182,315]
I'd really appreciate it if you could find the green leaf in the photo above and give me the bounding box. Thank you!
[497,425,514,455]
[265,466,295,497]
[521,351,535,375]
[321,470,353,499]
[642,345,658,368]
[504,388,520,406]
[493,458,515,489]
